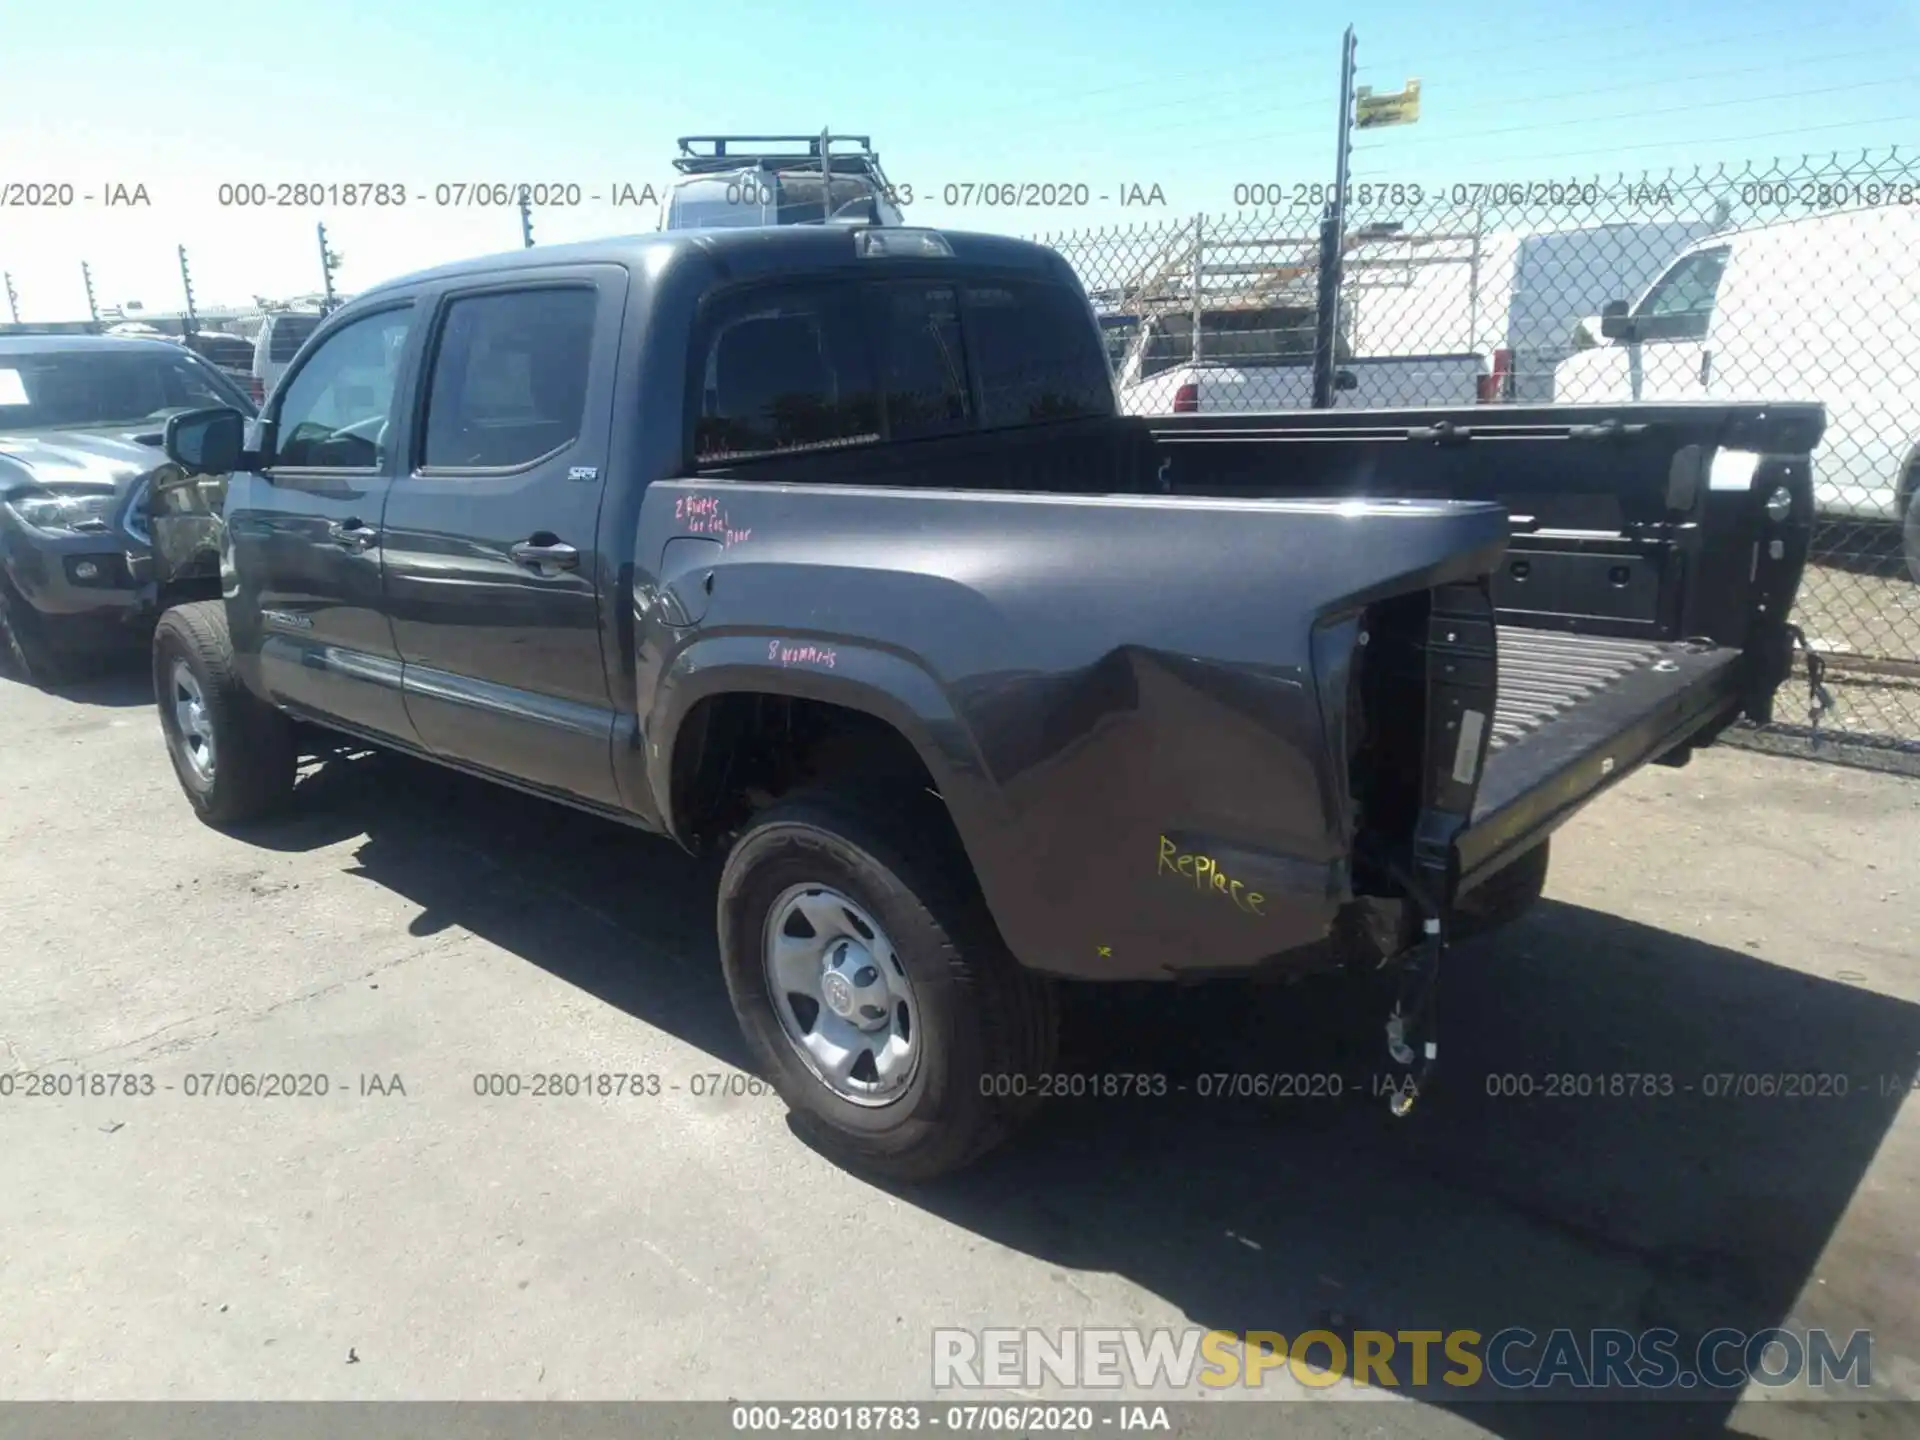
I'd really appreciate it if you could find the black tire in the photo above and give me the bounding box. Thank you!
[0,575,67,687]
[717,790,1057,1182]
[153,601,298,827]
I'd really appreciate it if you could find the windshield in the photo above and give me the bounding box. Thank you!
[0,349,253,431]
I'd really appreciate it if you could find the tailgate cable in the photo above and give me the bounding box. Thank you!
[1364,843,1446,1118]
[1783,623,1835,738]
[1385,913,1444,1117]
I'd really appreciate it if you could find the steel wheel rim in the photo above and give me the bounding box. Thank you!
[762,884,920,1107]
[170,659,215,783]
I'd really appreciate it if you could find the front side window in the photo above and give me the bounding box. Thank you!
[272,308,413,470]
[422,288,596,469]
[694,286,880,462]
[1633,247,1729,342]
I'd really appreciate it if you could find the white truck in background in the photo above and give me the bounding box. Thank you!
[1104,225,1486,414]
[1105,218,1711,416]
[1552,206,1920,576]
[1111,301,1485,413]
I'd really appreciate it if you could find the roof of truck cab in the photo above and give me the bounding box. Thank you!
[354,226,1073,297]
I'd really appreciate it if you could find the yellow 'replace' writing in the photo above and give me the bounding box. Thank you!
[1157,836,1266,916]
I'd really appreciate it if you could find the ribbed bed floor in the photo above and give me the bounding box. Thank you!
[1491,628,1702,752]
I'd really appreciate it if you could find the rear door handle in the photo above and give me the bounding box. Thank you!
[510,538,580,573]
[328,519,380,551]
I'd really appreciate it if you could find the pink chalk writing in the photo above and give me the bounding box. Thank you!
[766,641,837,670]
[674,495,722,522]
[677,494,752,547]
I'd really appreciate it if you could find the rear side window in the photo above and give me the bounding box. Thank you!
[268,314,322,362]
[422,288,596,469]
[962,282,1114,427]
[695,287,880,462]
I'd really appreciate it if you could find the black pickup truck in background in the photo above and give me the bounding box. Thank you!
[145,223,1822,1179]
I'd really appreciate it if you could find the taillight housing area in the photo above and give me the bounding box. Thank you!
[1172,382,1199,413]
[249,376,265,405]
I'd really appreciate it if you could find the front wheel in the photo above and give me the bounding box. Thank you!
[153,601,298,827]
[717,792,1057,1182]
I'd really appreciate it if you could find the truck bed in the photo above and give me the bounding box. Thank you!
[1143,401,1820,902]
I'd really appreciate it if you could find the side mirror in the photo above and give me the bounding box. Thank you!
[1333,369,1358,392]
[163,407,246,476]
[1599,299,1634,342]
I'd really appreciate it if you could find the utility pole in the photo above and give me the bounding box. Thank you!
[317,223,339,312]
[81,262,100,328]
[1311,25,1358,409]
[3,272,19,325]
[177,245,199,338]
[519,191,534,248]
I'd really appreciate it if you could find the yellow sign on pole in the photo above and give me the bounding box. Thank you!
[1355,78,1421,129]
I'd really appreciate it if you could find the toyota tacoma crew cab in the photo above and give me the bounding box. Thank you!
[145,222,1824,1179]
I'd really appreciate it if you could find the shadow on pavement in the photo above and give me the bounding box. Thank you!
[1,651,153,708]
[232,746,1920,1439]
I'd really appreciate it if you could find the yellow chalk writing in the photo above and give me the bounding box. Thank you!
[1157,835,1266,916]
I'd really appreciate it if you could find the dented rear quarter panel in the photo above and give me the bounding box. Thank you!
[634,479,1508,981]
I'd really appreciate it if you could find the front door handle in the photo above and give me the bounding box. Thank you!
[328,519,380,551]
[510,537,580,573]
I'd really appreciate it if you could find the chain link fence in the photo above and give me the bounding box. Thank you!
[1033,148,1920,756]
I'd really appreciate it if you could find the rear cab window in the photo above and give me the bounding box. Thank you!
[690,271,1110,467]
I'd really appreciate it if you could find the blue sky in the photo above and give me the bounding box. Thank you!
[2,0,1916,316]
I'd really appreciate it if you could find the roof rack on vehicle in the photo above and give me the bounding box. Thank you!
[673,134,889,179]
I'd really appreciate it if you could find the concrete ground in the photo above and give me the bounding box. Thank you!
[2,663,1918,1439]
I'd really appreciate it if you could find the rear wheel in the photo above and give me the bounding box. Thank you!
[717,791,1056,1182]
[0,576,66,687]
[153,601,298,827]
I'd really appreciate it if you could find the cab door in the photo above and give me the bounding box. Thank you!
[379,270,627,806]
[228,301,421,741]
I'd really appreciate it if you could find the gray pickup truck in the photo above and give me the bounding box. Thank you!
[146,223,1823,1179]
